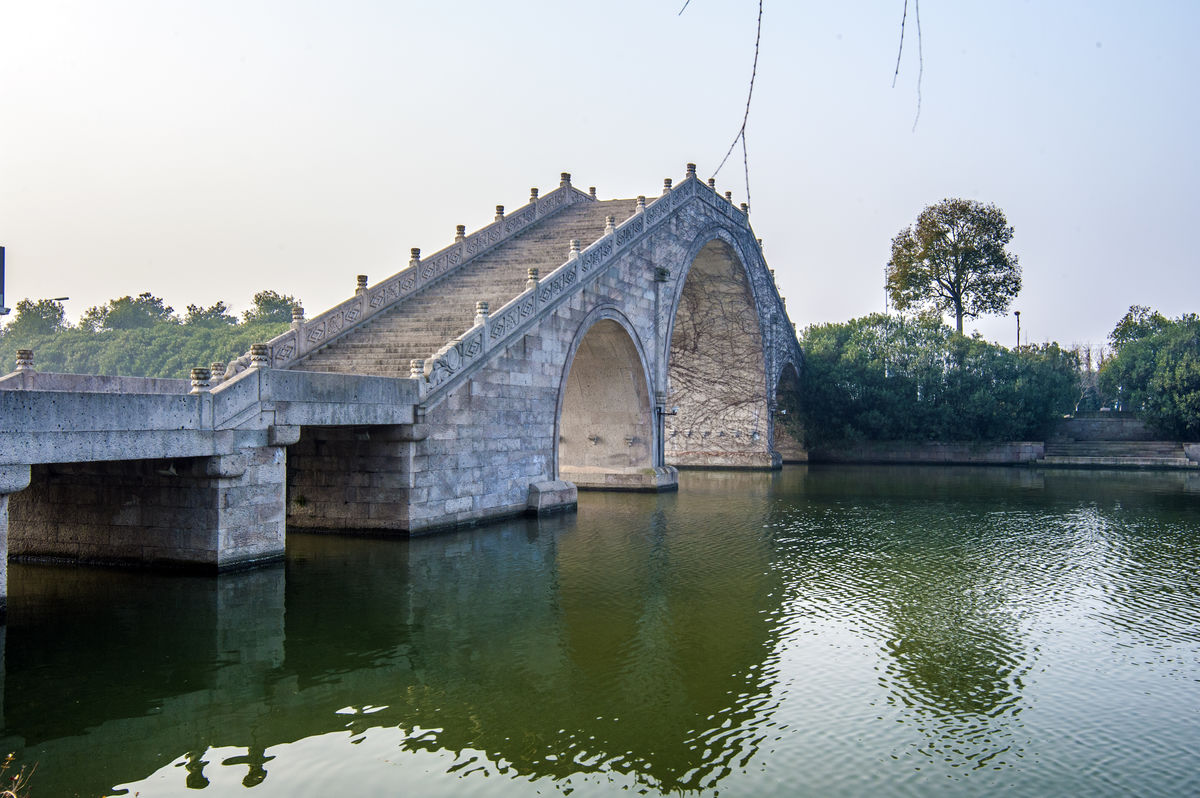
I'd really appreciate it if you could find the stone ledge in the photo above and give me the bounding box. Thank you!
[526,480,578,515]
[562,466,679,493]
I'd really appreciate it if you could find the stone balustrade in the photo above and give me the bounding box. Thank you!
[254,176,593,370]
[418,171,762,402]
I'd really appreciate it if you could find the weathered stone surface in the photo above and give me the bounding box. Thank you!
[526,480,578,514]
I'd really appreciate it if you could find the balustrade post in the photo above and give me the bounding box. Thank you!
[14,349,33,373]
[190,367,212,394]
[250,343,271,369]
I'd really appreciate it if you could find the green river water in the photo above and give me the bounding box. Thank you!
[2,465,1198,797]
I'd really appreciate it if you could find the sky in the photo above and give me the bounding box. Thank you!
[1,0,1197,353]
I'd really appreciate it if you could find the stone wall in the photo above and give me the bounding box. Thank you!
[808,441,1044,465]
[1054,415,1158,442]
[286,425,419,531]
[8,448,286,569]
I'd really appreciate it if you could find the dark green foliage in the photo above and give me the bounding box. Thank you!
[184,301,238,327]
[5,298,69,338]
[242,290,300,324]
[1099,307,1200,439]
[81,292,178,331]
[798,313,1079,444]
[0,292,293,378]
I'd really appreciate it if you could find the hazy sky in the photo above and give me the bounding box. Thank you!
[2,1,1196,351]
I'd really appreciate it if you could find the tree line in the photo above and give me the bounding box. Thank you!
[0,290,298,378]
[795,306,1199,445]
[796,313,1079,444]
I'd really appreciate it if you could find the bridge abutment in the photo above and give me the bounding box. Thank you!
[6,447,287,572]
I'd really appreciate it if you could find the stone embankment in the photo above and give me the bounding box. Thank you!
[807,416,1199,469]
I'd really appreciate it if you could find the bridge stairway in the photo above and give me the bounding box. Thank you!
[1037,440,1198,468]
[295,199,637,378]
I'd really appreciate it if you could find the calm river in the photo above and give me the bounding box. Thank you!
[3,466,1199,797]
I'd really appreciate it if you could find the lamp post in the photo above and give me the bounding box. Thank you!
[0,245,8,316]
[1014,310,1021,350]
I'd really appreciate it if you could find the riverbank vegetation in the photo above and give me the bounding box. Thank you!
[0,291,294,378]
[797,313,1079,445]
[1098,306,1200,439]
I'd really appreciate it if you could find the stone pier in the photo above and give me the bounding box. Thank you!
[7,447,287,571]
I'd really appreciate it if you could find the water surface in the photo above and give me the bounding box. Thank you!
[3,466,1199,796]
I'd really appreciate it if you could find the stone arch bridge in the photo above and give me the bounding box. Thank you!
[0,166,804,611]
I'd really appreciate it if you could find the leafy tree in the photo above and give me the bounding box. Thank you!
[1099,307,1200,438]
[242,290,299,324]
[887,198,1021,334]
[0,298,69,342]
[81,292,177,331]
[184,301,237,327]
[1107,304,1169,350]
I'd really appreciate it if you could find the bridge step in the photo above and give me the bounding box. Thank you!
[295,199,636,377]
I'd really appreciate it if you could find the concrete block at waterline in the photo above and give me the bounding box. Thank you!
[1185,444,1200,464]
[526,480,577,514]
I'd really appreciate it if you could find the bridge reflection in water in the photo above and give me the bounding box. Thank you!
[0,475,787,796]
[2,466,1200,796]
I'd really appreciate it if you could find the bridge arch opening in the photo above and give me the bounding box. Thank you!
[558,317,662,490]
[665,237,775,468]
[772,362,807,462]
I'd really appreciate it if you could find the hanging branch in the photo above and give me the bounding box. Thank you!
[912,0,923,131]
[891,0,909,88]
[892,0,924,130]
[678,0,762,207]
[711,0,763,211]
